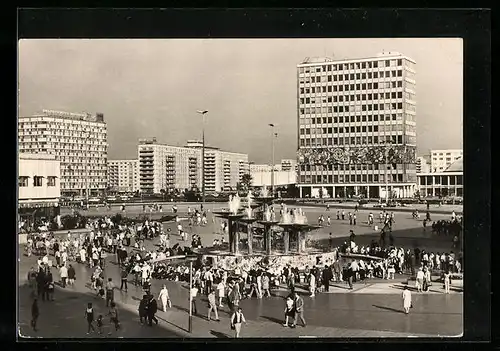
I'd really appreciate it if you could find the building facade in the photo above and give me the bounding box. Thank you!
[250,159,298,187]
[417,158,463,197]
[18,110,108,197]
[108,159,139,193]
[416,156,431,173]
[137,138,249,194]
[296,52,417,199]
[430,149,463,173]
[18,153,61,218]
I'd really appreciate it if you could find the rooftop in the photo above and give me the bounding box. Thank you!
[444,158,463,173]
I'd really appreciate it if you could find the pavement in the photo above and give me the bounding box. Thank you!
[18,208,463,339]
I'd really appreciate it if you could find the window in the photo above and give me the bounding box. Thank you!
[19,176,29,187]
[374,72,378,78]
[47,176,56,187]
[33,176,43,187]
[385,60,390,67]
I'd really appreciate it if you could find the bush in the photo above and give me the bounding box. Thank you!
[61,215,79,230]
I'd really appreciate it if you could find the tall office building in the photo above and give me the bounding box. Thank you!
[18,110,108,197]
[416,156,431,173]
[137,138,249,194]
[296,52,417,199]
[108,159,139,193]
[430,149,463,173]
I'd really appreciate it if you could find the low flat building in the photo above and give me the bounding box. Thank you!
[18,153,61,220]
[417,158,463,197]
[249,159,298,187]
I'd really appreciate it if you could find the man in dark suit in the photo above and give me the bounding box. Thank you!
[321,265,332,292]
[292,292,306,327]
[147,295,158,326]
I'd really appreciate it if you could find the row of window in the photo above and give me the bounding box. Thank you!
[418,175,463,186]
[300,163,409,172]
[301,113,410,124]
[300,91,415,102]
[300,124,413,135]
[18,176,56,187]
[299,134,418,146]
[19,122,106,133]
[302,70,405,83]
[299,59,405,73]
[300,173,407,184]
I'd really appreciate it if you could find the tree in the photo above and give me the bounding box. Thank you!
[240,174,253,191]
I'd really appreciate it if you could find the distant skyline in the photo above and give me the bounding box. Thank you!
[18,38,463,163]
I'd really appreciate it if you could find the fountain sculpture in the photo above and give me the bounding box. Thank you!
[213,194,245,255]
[278,206,318,255]
[238,190,258,255]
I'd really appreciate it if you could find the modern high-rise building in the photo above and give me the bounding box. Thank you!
[18,110,108,197]
[108,159,139,193]
[137,138,249,194]
[296,52,417,199]
[416,156,431,173]
[430,149,463,173]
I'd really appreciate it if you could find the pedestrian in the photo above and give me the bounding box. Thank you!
[107,302,120,335]
[120,267,128,292]
[138,295,148,325]
[105,278,115,307]
[45,270,54,301]
[293,292,306,327]
[283,296,296,327]
[68,264,76,286]
[353,213,357,225]
[147,295,159,326]
[309,272,316,297]
[230,307,246,338]
[261,274,271,298]
[207,288,220,321]
[96,314,103,334]
[341,210,345,220]
[59,264,68,288]
[217,280,226,307]
[85,302,96,335]
[402,286,412,314]
[336,210,340,220]
[190,284,198,315]
[31,298,39,332]
[416,267,424,293]
[158,285,170,312]
[444,271,451,294]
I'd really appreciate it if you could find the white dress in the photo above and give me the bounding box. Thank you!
[402,290,412,309]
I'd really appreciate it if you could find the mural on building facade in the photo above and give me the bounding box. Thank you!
[297,145,417,166]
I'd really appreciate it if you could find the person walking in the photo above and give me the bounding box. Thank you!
[402,286,412,314]
[158,285,170,312]
[67,264,76,286]
[293,292,306,327]
[230,307,246,338]
[207,288,220,321]
[147,295,158,326]
[283,296,296,327]
[261,273,271,298]
[444,271,451,294]
[85,302,96,335]
[59,264,68,288]
[107,302,120,335]
[190,284,198,315]
[31,298,39,332]
[120,267,128,292]
[138,295,148,325]
[105,278,115,307]
[309,272,316,297]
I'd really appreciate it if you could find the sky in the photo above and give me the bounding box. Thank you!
[18,38,463,163]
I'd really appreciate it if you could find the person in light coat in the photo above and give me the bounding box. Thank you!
[158,285,170,312]
[309,272,316,297]
[402,285,412,314]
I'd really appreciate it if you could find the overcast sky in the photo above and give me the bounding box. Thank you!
[18,38,463,163]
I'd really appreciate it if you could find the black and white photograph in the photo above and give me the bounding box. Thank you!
[16,15,483,339]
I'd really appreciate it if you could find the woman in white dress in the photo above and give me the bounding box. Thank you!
[158,285,170,312]
[402,286,412,314]
[309,273,316,297]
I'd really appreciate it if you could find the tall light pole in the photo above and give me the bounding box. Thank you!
[269,123,276,197]
[196,110,208,204]
[382,140,393,204]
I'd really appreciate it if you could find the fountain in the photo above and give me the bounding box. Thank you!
[213,194,245,255]
[238,190,259,255]
[278,206,319,255]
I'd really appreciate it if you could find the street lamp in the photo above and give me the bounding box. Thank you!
[268,124,277,197]
[381,140,393,204]
[196,110,208,204]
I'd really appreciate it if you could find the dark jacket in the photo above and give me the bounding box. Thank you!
[148,298,158,314]
[68,266,76,279]
[31,301,39,317]
[138,298,148,316]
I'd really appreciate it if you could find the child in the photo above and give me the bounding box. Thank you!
[96,314,103,334]
[283,296,295,327]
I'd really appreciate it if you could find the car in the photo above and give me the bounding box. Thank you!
[120,196,129,201]
[88,197,101,203]
[107,196,117,201]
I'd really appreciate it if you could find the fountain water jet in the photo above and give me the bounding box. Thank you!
[228,194,241,215]
[261,186,269,198]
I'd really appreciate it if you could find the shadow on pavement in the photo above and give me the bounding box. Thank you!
[261,316,283,325]
[18,283,187,338]
[372,305,405,314]
[210,330,230,338]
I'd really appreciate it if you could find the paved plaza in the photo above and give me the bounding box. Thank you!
[18,204,463,338]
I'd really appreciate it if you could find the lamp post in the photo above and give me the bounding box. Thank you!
[382,141,393,204]
[268,124,277,197]
[197,110,208,204]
